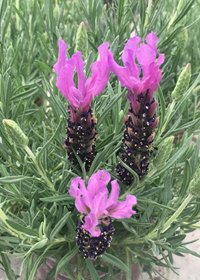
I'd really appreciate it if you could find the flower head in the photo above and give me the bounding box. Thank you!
[111,32,164,184]
[3,119,28,148]
[69,170,137,237]
[109,31,164,100]
[54,38,111,113]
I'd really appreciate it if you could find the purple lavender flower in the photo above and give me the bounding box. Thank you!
[69,170,137,258]
[54,39,111,172]
[109,32,164,184]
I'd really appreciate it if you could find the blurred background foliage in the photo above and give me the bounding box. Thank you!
[1,0,200,279]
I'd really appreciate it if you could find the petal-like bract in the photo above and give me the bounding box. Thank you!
[69,170,137,237]
[54,39,111,112]
[109,31,164,96]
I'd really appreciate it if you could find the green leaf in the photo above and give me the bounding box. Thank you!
[117,156,139,187]
[96,133,114,150]
[137,198,174,211]
[36,116,63,165]
[170,0,195,28]
[157,84,165,134]
[160,26,183,48]
[55,247,78,279]
[102,253,129,272]
[0,175,41,184]
[110,35,119,57]
[167,234,186,245]
[11,87,38,102]
[85,259,100,280]
[35,60,53,74]
[148,0,165,29]
[179,159,192,198]
[5,220,39,237]
[12,4,29,37]
[122,222,137,236]
[154,135,193,177]
[125,250,132,280]
[190,134,200,174]
[50,212,71,240]
[40,195,75,203]
[24,238,48,257]
[139,0,146,38]
[0,253,16,280]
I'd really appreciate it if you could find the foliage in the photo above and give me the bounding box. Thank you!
[0,0,200,279]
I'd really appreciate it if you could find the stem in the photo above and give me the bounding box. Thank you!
[147,193,194,240]
[24,146,55,191]
[77,254,82,280]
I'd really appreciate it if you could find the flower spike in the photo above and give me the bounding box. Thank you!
[109,32,164,184]
[69,170,137,258]
[54,39,111,171]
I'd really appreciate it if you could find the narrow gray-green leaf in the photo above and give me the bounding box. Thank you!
[50,212,71,240]
[102,253,129,272]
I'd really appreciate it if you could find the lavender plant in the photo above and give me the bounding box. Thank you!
[0,1,200,280]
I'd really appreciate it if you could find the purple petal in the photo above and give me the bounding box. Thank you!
[54,38,68,75]
[87,170,111,197]
[137,43,156,77]
[69,177,81,198]
[54,39,78,106]
[145,31,158,50]
[157,54,165,66]
[85,42,110,98]
[92,189,108,218]
[79,180,93,209]
[106,180,119,208]
[82,212,101,237]
[122,36,141,80]
[107,195,137,219]
[72,52,86,98]
[55,62,76,102]
[109,54,134,90]
[75,196,90,214]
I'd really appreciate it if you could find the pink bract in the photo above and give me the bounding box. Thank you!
[54,38,111,113]
[109,31,164,100]
[69,170,137,237]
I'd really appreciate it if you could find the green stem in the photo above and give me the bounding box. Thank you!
[24,146,55,191]
[147,193,193,240]
[77,254,82,280]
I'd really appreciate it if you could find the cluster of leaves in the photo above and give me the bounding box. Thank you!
[0,0,200,279]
